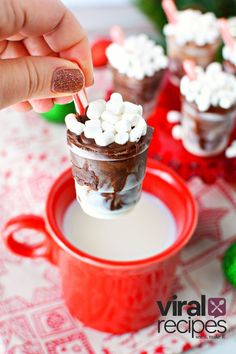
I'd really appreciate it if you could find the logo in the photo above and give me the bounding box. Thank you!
[156,295,227,338]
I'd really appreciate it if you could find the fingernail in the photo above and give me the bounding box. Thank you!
[51,68,84,93]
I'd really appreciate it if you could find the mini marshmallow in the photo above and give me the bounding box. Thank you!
[110,92,123,102]
[84,120,102,139]
[167,111,181,123]
[172,125,183,140]
[123,101,140,114]
[115,132,129,145]
[106,99,124,115]
[65,114,84,135]
[87,99,106,120]
[136,116,147,136]
[226,146,236,158]
[122,113,139,127]
[101,110,120,124]
[115,119,131,133]
[95,131,115,146]
[129,126,143,142]
[101,121,116,134]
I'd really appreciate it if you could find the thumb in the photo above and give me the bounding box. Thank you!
[0,56,85,109]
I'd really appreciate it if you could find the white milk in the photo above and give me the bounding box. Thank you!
[62,192,176,261]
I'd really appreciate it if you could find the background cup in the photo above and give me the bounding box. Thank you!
[181,99,236,156]
[2,159,197,334]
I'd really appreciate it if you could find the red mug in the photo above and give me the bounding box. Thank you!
[2,159,197,334]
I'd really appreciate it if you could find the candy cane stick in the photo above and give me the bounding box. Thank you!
[183,60,197,80]
[162,0,177,24]
[110,25,125,45]
[218,19,235,50]
[73,89,88,116]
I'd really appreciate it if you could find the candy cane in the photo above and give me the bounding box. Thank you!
[110,25,125,45]
[73,89,88,116]
[162,0,177,24]
[183,60,197,80]
[218,19,235,50]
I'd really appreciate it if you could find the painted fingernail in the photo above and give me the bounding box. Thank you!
[51,68,84,93]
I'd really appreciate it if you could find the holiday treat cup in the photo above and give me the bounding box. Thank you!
[2,159,197,334]
[106,34,168,117]
[66,93,153,219]
[180,63,236,157]
[163,10,221,85]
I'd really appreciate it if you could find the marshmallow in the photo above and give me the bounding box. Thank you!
[102,121,116,134]
[106,99,123,115]
[136,116,147,136]
[101,110,120,124]
[223,44,236,66]
[129,126,143,142]
[115,132,129,145]
[87,99,106,120]
[163,9,219,46]
[84,119,102,139]
[167,111,181,123]
[226,146,236,158]
[172,125,183,140]
[110,92,123,102]
[123,101,140,114]
[95,131,115,146]
[180,63,236,111]
[122,113,139,127]
[115,119,131,133]
[106,34,167,80]
[65,114,84,135]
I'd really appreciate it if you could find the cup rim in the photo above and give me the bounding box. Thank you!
[46,159,198,269]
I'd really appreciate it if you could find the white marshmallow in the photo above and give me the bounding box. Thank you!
[84,120,102,139]
[167,111,181,123]
[115,132,129,145]
[101,110,120,124]
[115,119,131,133]
[123,101,140,114]
[136,116,147,136]
[122,113,139,126]
[101,121,116,134]
[87,99,106,120]
[226,146,236,158]
[172,125,183,140]
[65,114,84,135]
[106,99,123,115]
[129,126,143,142]
[110,92,123,102]
[95,131,115,146]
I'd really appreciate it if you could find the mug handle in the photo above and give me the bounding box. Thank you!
[2,215,52,260]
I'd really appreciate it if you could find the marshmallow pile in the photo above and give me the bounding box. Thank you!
[223,44,236,66]
[65,93,147,147]
[180,63,236,111]
[106,34,168,80]
[163,10,219,46]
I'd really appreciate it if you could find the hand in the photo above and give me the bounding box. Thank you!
[0,0,93,112]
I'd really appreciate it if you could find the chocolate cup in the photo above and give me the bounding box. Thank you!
[166,36,221,85]
[181,98,236,157]
[67,126,154,219]
[111,68,165,117]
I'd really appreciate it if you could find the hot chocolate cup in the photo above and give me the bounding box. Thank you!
[166,36,221,85]
[67,128,153,219]
[181,98,236,156]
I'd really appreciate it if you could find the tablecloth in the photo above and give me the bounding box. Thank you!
[0,72,236,354]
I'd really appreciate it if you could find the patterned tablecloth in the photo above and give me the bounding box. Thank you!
[0,71,236,354]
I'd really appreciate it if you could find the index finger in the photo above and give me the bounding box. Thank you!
[0,0,93,85]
